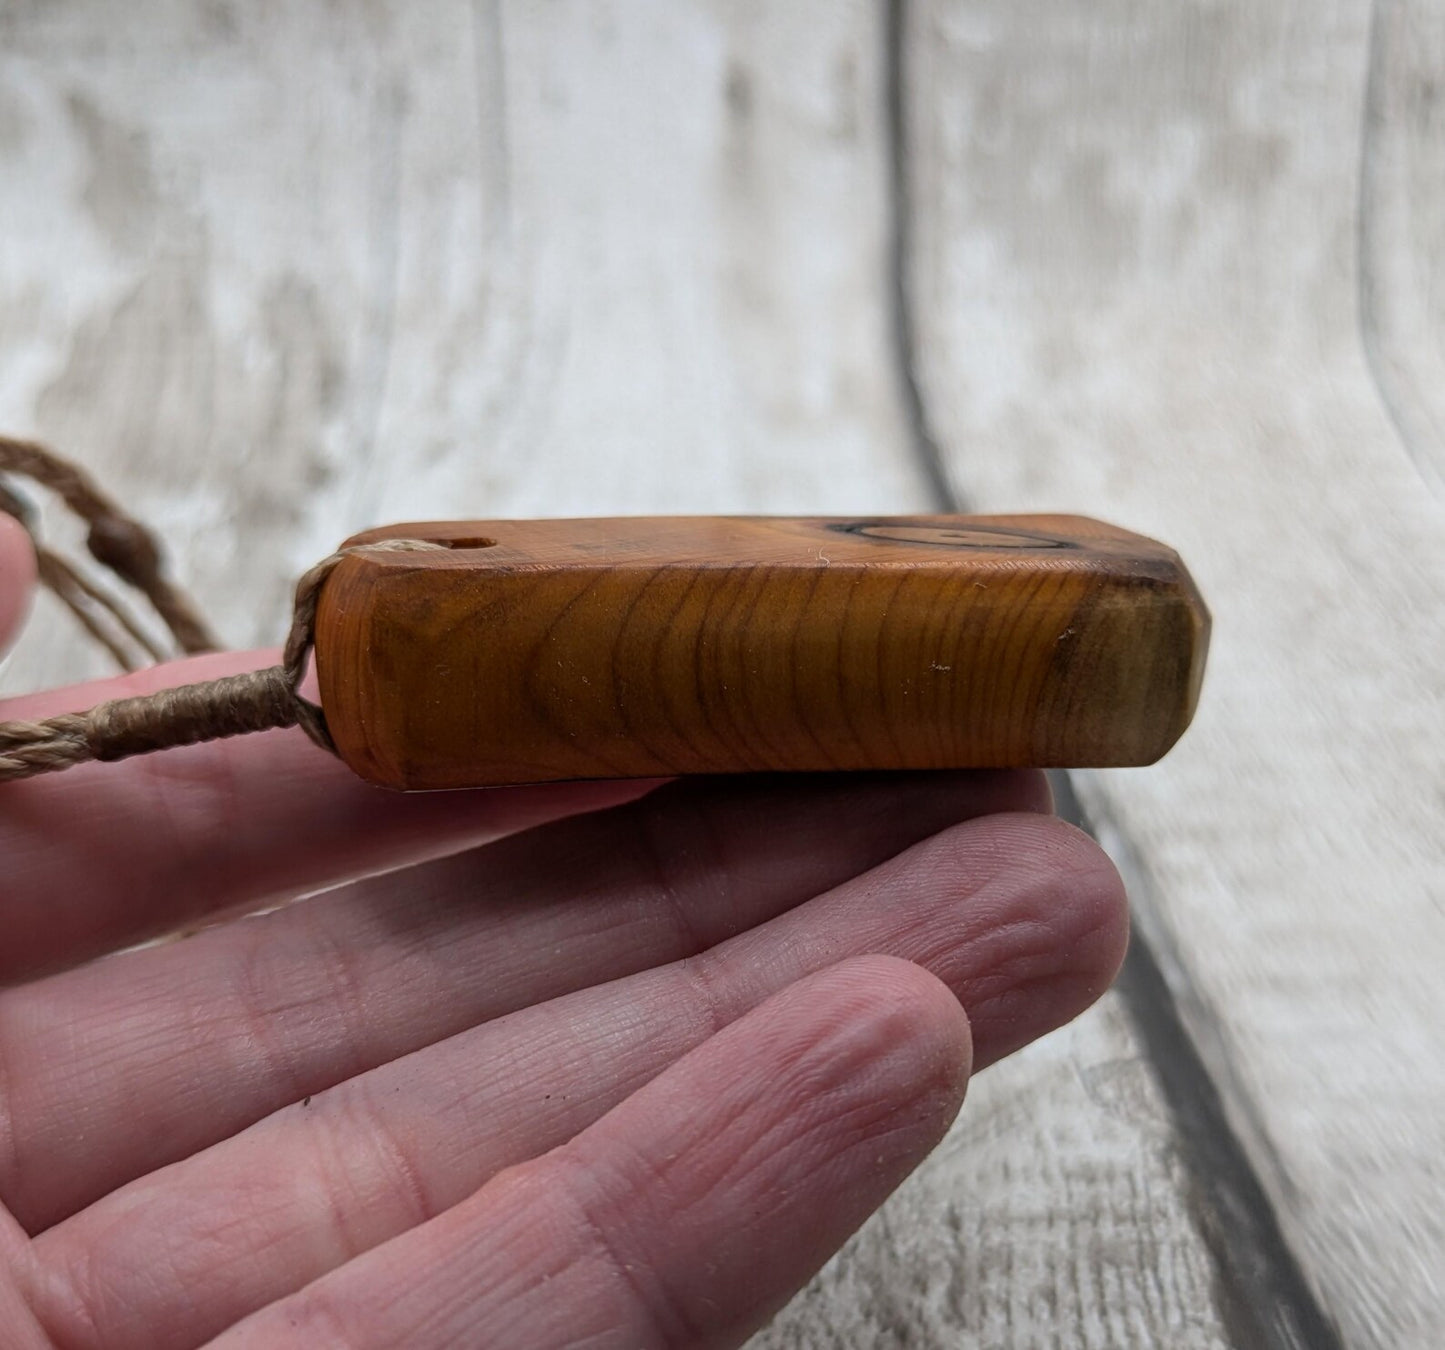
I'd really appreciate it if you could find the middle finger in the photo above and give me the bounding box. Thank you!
[0,770,1047,1231]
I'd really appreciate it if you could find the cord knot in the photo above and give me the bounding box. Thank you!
[87,516,163,590]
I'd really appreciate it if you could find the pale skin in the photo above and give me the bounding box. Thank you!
[0,512,1129,1349]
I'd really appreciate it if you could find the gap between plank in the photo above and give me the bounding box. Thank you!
[882,0,958,513]
[882,4,1347,1348]
[1051,774,1346,1350]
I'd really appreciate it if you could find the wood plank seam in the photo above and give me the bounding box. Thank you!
[1057,775,1346,1350]
[884,4,1347,1345]
[883,0,958,511]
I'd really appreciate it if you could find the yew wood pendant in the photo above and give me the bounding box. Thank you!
[313,515,1209,791]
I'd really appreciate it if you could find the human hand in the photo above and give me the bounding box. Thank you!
[0,511,1127,1349]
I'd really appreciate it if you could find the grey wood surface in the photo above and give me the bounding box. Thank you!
[906,2,1445,1346]
[3,1,1437,1346]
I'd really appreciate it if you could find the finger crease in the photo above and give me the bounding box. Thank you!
[668,951,735,1045]
[630,807,730,959]
[552,1150,710,1350]
[310,1095,437,1261]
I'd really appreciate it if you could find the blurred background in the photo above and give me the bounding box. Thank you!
[1,3,1441,1347]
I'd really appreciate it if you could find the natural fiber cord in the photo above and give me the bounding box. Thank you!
[0,435,218,664]
[0,436,442,782]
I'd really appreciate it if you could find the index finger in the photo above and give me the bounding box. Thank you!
[0,651,658,981]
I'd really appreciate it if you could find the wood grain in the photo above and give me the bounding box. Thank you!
[0,5,1239,1346]
[316,514,1208,788]
[907,2,1445,1345]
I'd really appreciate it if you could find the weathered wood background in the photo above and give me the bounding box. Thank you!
[2,2,1441,1346]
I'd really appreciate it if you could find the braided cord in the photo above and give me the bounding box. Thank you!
[0,436,443,782]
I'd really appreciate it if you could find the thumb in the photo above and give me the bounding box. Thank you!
[0,511,37,657]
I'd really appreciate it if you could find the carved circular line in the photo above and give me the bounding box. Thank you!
[825,521,1079,551]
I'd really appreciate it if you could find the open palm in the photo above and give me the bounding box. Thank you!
[0,514,1127,1349]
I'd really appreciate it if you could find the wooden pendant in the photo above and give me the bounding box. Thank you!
[314,515,1209,790]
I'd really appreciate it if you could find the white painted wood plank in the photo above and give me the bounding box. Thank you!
[907,3,1445,1346]
[0,0,932,680]
[1,4,1231,1345]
